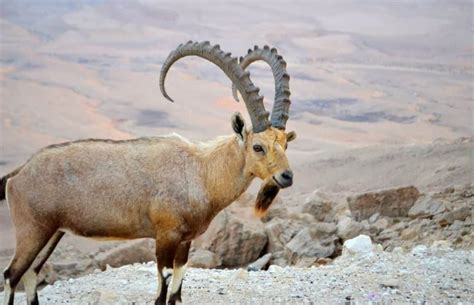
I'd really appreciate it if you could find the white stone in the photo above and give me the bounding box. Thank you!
[392,247,404,254]
[430,240,453,252]
[342,235,373,256]
[411,245,428,256]
[268,265,284,273]
[374,244,384,253]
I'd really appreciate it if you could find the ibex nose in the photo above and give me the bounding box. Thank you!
[281,170,293,181]
[276,169,293,188]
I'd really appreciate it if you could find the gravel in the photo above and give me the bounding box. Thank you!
[2,246,473,304]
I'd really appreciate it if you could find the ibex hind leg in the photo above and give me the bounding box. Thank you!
[21,231,65,305]
[4,225,55,305]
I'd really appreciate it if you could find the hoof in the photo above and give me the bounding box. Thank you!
[168,293,182,305]
[154,298,166,305]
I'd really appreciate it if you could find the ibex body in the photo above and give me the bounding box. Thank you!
[2,41,296,305]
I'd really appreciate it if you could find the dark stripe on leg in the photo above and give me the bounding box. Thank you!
[33,231,64,274]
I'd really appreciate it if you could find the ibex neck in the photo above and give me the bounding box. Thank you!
[199,135,253,212]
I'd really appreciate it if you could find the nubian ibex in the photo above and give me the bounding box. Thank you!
[1,41,296,305]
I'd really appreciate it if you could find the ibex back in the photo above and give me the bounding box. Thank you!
[1,41,296,305]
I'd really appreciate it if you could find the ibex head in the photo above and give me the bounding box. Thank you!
[160,41,296,216]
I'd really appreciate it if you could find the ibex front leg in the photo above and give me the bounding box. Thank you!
[154,234,180,305]
[168,241,191,305]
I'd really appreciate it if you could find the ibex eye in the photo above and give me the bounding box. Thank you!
[253,145,263,152]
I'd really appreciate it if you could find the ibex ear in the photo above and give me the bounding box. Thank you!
[231,112,247,142]
[286,131,297,142]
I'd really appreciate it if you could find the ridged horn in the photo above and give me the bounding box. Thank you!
[160,41,270,133]
[232,45,291,130]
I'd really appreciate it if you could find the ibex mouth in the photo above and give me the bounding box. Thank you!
[272,176,285,188]
[272,175,292,189]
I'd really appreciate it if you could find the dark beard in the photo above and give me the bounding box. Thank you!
[254,179,280,218]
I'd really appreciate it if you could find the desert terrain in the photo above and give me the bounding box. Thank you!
[0,0,472,303]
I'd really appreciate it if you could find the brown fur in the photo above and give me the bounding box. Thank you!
[2,116,295,304]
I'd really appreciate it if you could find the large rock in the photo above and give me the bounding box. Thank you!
[435,206,472,227]
[261,205,289,223]
[95,239,155,270]
[372,218,390,232]
[376,228,399,242]
[347,186,420,221]
[188,249,222,268]
[265,218,303,254]
[284,222,338,264]
[408,195,448,218]
[193,210,267,267]
[400,227,418,241]
[247,253,272,271]
[302,191,335,222]
[336,216,366,240]
[342,235,373,256]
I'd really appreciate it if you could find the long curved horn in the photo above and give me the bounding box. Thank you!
[160,41,270,133]
[231,45,290,130]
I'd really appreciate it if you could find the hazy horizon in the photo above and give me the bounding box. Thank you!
[1,0,472,175]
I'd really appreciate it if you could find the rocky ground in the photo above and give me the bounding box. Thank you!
[1,184,472,292]
[1,184,472,304]
[2,236,473,304]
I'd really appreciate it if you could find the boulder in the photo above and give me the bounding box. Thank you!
[193,210,267,267]
[408,195,448,218]
[247,253,272,271]
[390,220,409,231]
[436,206,472,227]
[295,257,317,267]
[188,249,222,268]
[376,228,399,242]
[369,212,380,224]
[95,239,155,270]
[372,218,390,232]
[336,216,365,240]
[269,251,288,267]
[288,212,316,223]
[400,227,418,241]
[261,205,288,223]
[302,191,335,222]
[342,235,373,256]
[460,184,474,198]
[284,222,337,264]
[265,218,303,254]
[347,186,420,221]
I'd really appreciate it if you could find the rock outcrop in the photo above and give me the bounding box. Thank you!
[347,186,420,221]
[188,249,222,269]
[8,184,470,291]
[192,209,267,267]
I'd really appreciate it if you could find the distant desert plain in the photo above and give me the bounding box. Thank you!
[0,0,472,274]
